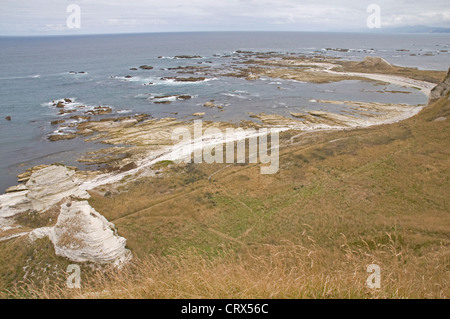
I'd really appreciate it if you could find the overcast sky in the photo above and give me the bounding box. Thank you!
[1,0,449,35]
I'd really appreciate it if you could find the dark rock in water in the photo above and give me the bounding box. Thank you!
[174,55,202,59]
[154,100,172,104]
[130,68,138,70]
[325,48,349,52]
[5,116,11,121]
[64,98,72,103]
[429,68,450,103]
[69,115,92,121]
[78,71,86,74]
[59,109,76,115]
[177,95,192,100]
[125,75,133,78]
[161,76,206,82]
[56,101,65,108]
[139,65,153,70]
[51,119,65,125]
[48,134,77,141]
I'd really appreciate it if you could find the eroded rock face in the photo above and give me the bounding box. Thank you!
[42,201,130,264]
[0,165,88,217]
[429,68,450,103]
[25,165,89,211]
[1,165,131,265]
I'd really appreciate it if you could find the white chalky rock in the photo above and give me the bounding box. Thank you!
[25,165,89,211]
[45,200,131,265]
[0,165,89,219]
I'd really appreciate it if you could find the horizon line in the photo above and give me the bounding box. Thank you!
[1,28,449,38]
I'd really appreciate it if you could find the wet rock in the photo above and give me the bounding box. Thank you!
[161,76,206,82]
[174,55,202,59]
[177,95,192,100]
[56,101,65,108]
[69,115,91,121]
[59,109,77,115]
[154,100,172,104]
[48,134,77,141]
[139,65,153,70]
[203,101,223,108]
[5,116,11,121]
[325,48,349,52]
[64,98,72,103]
[51,119,65,125]
[246,73,260,80]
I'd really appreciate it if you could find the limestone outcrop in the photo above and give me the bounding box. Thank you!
[0,165,130,266]
[30,201,131,265]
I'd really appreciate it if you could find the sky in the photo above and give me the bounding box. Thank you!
[1,0,450,36]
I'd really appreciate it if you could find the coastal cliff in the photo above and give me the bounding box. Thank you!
[429,67,450,102]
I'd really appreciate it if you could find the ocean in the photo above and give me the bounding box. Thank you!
[0,31,449,193]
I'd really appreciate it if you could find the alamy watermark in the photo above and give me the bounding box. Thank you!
[366,4,381,29]
[66,4,81,29]
[171,120,280,174]
[366,264,381,289]
[66,264,81,288]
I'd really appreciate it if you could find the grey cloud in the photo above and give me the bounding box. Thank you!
[0,0,449,35]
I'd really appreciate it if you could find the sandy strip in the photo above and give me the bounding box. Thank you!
[322,69,435,96]
[79,127,288,191]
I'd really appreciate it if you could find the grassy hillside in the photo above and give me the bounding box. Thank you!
[1,84,449,299]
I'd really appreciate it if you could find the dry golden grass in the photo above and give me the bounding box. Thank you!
[12,240,448,299]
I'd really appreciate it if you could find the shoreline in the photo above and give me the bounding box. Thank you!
[0,56,442,265]
[1,57,438,197]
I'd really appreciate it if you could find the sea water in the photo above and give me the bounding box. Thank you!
[0,31,449,192]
